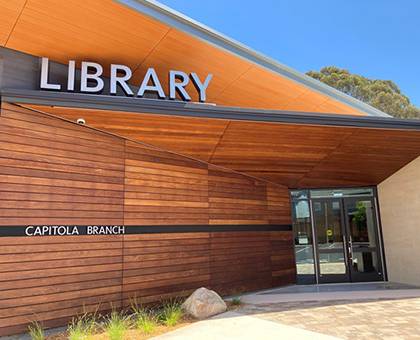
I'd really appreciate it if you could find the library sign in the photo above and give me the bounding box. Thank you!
[40,57,213,102]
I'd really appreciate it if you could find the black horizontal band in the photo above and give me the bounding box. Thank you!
[125,224,292,233]
[3,89,420,130]
[0,224,292,237]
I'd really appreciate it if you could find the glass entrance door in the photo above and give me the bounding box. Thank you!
[344,198,384,282]
[311,197,384,283]
[312,199,350,283]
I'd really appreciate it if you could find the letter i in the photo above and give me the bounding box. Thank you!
[67,60,76,91]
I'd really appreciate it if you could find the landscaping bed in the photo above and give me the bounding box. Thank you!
[27,292,241,340]
[29,299,193,340]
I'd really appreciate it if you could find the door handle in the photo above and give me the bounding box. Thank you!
[344,235,352,260]
[348,241,353,260]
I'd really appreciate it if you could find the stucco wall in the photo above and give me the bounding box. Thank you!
[378,156,420,285]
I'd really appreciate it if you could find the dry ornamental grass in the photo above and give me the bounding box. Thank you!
[36,298,196,340]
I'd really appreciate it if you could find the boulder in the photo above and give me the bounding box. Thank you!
[182,287,227,319]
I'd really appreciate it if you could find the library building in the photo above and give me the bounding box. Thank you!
[0,0,420,336]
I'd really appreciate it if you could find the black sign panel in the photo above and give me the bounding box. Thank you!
[0,225,292,237]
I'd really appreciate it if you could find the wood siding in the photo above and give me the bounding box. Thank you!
[0,103,294,335]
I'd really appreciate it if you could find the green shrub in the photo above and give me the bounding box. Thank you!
[105,311,129,340]
[28,321,45,340]
[67,313,96,340]
[158,299,183,327]
[231,297,242,306]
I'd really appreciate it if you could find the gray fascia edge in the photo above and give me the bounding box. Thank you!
[116,0,391,118]
[2,88,420,131]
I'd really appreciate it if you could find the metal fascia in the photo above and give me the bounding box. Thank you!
[2,89,420,130]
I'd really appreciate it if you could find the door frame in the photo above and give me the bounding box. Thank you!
[290,187,388,285]
[311,195,385,283]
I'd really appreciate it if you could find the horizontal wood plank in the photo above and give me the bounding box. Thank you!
[0,103,294,335]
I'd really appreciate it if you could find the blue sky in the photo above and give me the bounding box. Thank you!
[159,0,420,106]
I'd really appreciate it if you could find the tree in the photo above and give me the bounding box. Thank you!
[306,66,420,119]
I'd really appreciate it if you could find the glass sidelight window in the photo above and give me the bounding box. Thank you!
[291,191,316,284]
[290,188,385,284]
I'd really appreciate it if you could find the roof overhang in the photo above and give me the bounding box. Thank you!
[2,89,419,189]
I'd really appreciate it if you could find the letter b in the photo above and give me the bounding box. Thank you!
[80,62,104,93]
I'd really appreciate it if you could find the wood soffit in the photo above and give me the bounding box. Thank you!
[22,104,420,189]
[0,0,370,116]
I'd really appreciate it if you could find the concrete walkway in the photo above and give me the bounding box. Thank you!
[152,311,340,340]
[241,283,420,304]
[153,283,420,340]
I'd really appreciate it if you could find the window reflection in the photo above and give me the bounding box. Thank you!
[314,201,343,247]
[311,188,373,199]
[291,190,309,200]
[313,200,346,276]
[346,200,379,274]
[347,200,375,245]
[291,197,315,283]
